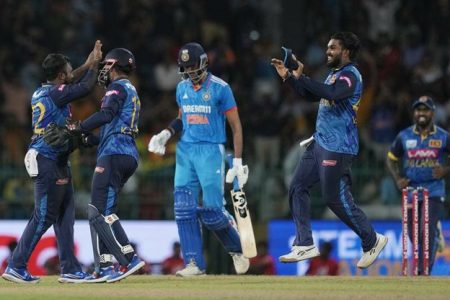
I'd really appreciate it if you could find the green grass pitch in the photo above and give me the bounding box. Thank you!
[1,275,450,300]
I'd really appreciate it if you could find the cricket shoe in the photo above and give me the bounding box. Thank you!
[230,252,249,274]
[2,266,40,284]
[106,255,145,283]
[84,266,115,283]
[279,245,320,263]
[357,233,388,269]
[175,261,205,277]
[58,271,89,283]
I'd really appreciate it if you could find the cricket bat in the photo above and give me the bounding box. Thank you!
[227,155,257,258]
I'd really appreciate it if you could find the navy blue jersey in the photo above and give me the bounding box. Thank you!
[388,125,450,199]
[82,79,140,162]
[287,63,362,155]
[176,73,236,144]
[29,70,96,160]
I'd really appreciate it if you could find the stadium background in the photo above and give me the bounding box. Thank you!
[0,0,449,275]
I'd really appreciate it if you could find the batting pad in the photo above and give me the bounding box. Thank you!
[199,207,242,253]
[88,204,132,266]
[174,188,205,270]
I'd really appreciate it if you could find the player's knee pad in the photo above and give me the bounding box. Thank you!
[199,207,229,231]
[87,204,133,266]
[174,188,197,220]
[199,207,241,253]
[173,188,204,269]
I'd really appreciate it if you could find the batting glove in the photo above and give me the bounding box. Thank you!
[148,129,171,155]
[226,158,249,189]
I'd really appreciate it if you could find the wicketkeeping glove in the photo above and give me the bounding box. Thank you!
[226,158,249,189]
[148,129,171,155]
[43,121,82,147]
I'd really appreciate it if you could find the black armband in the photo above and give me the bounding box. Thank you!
[168,118,183,135]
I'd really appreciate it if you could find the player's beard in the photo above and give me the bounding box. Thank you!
[415,115,431,128]
[326,53,342,68]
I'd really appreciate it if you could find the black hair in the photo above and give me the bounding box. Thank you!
[331,32,360,61]
[42,53,71,81]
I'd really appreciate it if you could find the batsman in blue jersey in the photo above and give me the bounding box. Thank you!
[272,32,387,268]
[387,96,450,274]
[45,48,145,283]
[148,42,250,276]
[2,41,102,284]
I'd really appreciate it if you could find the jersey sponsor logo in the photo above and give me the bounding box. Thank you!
[187,114,209,124]
[405,140,417,148]
[406,149,438,159]
[58,84,66,91]
[105,90,119,96]
[339,76,352,88]
[322,160,337,166]
[182,105,211,114]
[429,139,442,148]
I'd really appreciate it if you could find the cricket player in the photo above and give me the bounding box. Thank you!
[2,41,102,284]
[44,48,145,283]
[271,32,388,268]
[148,42,250,276]
[387,96,450,274]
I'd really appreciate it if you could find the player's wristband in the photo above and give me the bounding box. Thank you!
[168,118,183,135]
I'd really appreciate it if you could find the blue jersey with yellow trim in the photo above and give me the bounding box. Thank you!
[97,79,140,162]
[389,125,450,199]
[314,64,362,155]
[176,73,236,144]
[29,85,72,160]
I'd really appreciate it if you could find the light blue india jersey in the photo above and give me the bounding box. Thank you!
[176,73,237,144]
[314,64,363,155]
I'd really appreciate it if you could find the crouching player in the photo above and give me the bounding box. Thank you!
[148,42,250,276]
[45,48,144,283]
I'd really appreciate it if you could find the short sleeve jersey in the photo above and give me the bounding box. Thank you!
[176,73,237,144]
[388,125,450,200]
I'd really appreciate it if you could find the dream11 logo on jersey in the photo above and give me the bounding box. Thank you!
[0,234,78,275]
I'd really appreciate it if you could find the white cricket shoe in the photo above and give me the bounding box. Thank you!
[357,233,388,269]
[175,261,205,277]
[278,245,320,263]
[230,253,249,274]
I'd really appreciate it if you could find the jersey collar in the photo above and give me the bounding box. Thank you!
[332,62,353,72]
[413,124,437,139]
[192,72,212,91]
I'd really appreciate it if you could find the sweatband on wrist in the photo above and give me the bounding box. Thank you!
[168,118,183,135]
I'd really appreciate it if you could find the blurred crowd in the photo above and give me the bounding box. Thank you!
[0,0,449,222]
